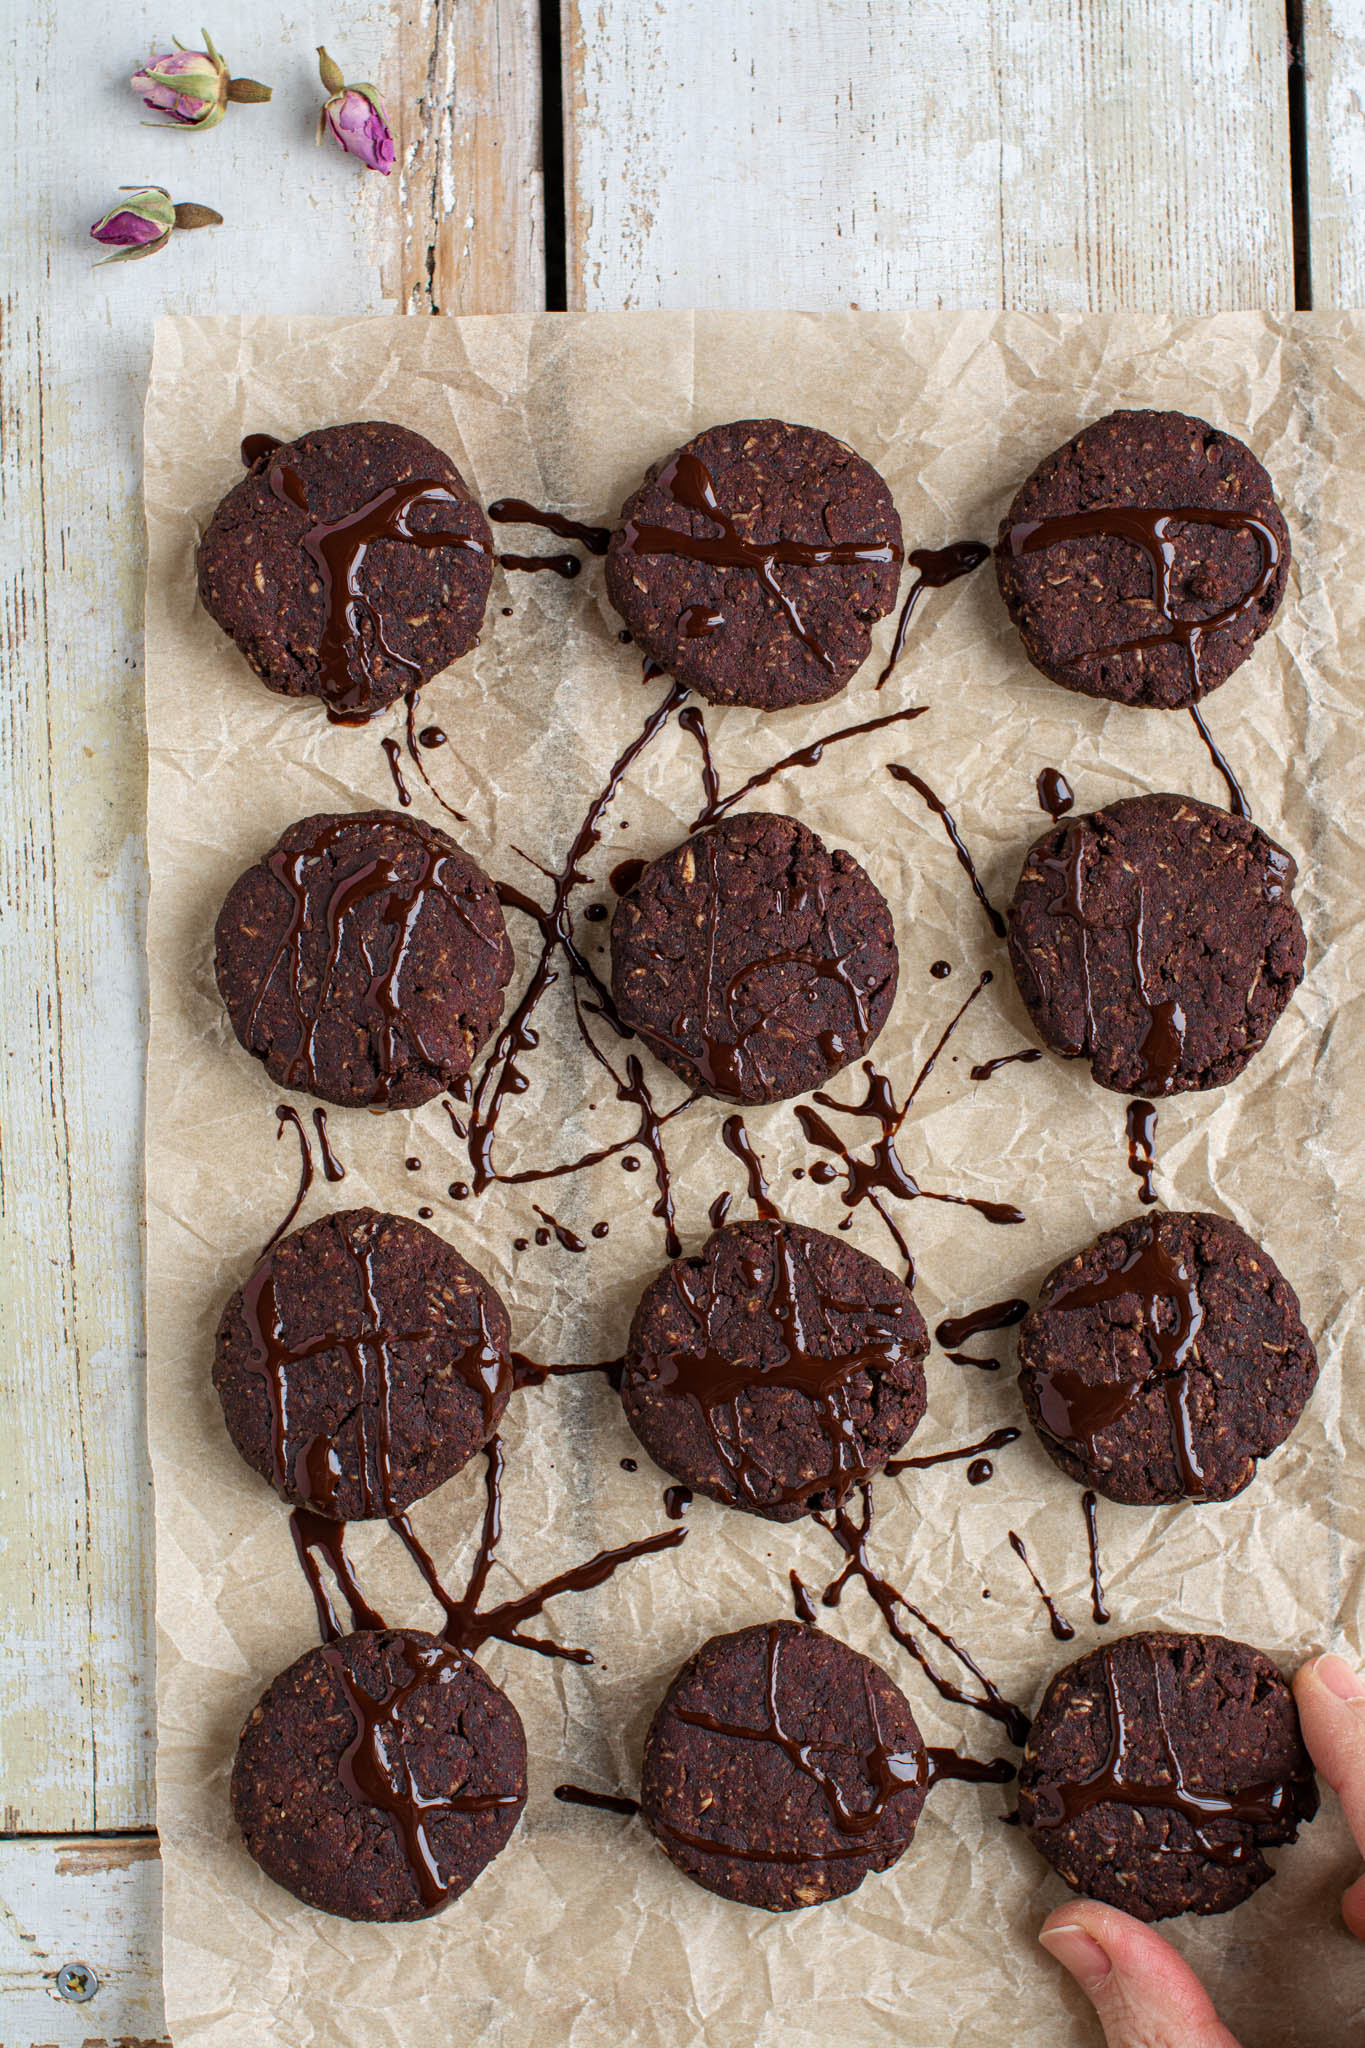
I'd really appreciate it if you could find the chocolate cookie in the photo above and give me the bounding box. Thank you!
[1017,1631,1317,1920]
[641,1620,927,1910]
[213,1208,513,1518]
[1017,1211,1317,1505]
[604,419,903,708]
[214,809,514,1109]
[1006,794,1305,1096]
[994,410,1290,708]
[231,1628,527,1920]
[611,812,898,1104]
[622,1220,928,1521]
[198,421,493,721]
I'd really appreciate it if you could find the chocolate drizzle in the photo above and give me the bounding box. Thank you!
[637,1229,922,1514]
[1036,767,1075,822]
[311,1107,345,1182]
[244,817,505,1106]
[237,1215,508,1517]
[886,1426,1021,1477]
[1006,504,1283,703]
[487,499,612,556]
[290,1507,384,1640]
[1189,702,1251,820]
[1126,1099,1158,1205]
[719,1115,778,1220]
[389,1438,686,1664]
[321,1636,522,1914]
[554,1785,640,1816]
[1007,1532,1076,1642]
[1031,1222,1209,1497]
[691,703,929,831]
[934,1296,1029,1369]
[886,764,1006,937]
[265,1105,313,1251]
[265,464,489,722]
[1042,816,1190,1096]
[817,1485,1031,1745]
[241,432,282,466]
[1030,1642,1312,1855]
[380,735,412,807]
[665,1622,929,1851]
[970,1049,1043,1082]
[793,975,1024,1279]
[874,542,990,690]
[621,451,902,676]
[1082,1490,1110,1624]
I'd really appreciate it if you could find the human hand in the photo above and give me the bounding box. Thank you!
[1035,1652,1365,2046]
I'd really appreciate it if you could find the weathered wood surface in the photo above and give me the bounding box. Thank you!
[0,1837,166,2048]
[3,0,1365,2039]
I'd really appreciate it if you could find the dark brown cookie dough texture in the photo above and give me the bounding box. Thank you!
[213,1207,514,1518]
[214,808,514,1109]
[994,410,1290,708]
[622,1219,929,1521]
[1006,793,1305,1096]
[1017,1210,1318,1505]
[1017,1631,1317,1921]
[231,1628,527,1921]
[605,418,903,708]
[641,1620,928,1910]
[198,421,493,719]
[610,811,898,1105]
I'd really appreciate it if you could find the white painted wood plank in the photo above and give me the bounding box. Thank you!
[0,1837,167,2048]
[562,0,1295,313]
[1305,0,1365,306]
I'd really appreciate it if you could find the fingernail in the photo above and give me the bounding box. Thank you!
[1039,1923,1112,1995]
[1315,1653,1365,1702]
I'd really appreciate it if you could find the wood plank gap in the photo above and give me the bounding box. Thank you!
[1288,0,1315,304]
[540,0,568,307]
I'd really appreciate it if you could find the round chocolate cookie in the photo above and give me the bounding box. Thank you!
[622,1220,928,1521]
[213,1207,514,1518]
[1006,793,1305,1096]
[611,812,898,1104]
[994,410,1290,708]
[641,1619,927,1911]
[232,1628,527,1920]
[198,421,493,721]
[214,809,514,1109]
[604,419,903,708]
[1017,1210,1317,1505]
[1017,1630,1317,1921]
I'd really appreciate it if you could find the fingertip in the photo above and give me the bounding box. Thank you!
[1039,1901,1239,2046]
[1343,1870,1365,1942]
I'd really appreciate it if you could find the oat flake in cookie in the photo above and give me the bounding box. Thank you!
[605,419,903,708]
[641,1620,927,1910]
[198,421,493,721]
[1006,793,1305,1096]
[994,409,1290,709]
[1017,1210,1317,1505]
[231,1629,527,1921]
[214,809,514,1109]
[622,1219,929,1521]
[610,811,898,1105]
[1017,1631,1317,1921]
[213,1208,514,1518]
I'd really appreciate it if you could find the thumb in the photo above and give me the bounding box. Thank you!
[1039,1901,1241,2048]
[1293,1652,1365,1938]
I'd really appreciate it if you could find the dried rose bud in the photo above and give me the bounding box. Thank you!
[131,29,271,130]
[316,46,394,175]
[90,187,221,265]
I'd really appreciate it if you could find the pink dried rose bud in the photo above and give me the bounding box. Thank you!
[90,187,222,265]
[131,29,271,130]
[316,46,395,174]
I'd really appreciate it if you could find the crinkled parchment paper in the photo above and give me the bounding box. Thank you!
[144,312,1365,2047]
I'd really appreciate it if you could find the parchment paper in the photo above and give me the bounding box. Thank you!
[144,312,1365,2048]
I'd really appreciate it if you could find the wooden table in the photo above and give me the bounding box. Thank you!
[2,3,1363,2039]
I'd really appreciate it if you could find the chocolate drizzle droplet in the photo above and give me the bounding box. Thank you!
[1007,1531,1077,1641]
[1082,1490,1110,1624]
[1036,767,1075,822]
[1126,1099,1159,1205]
